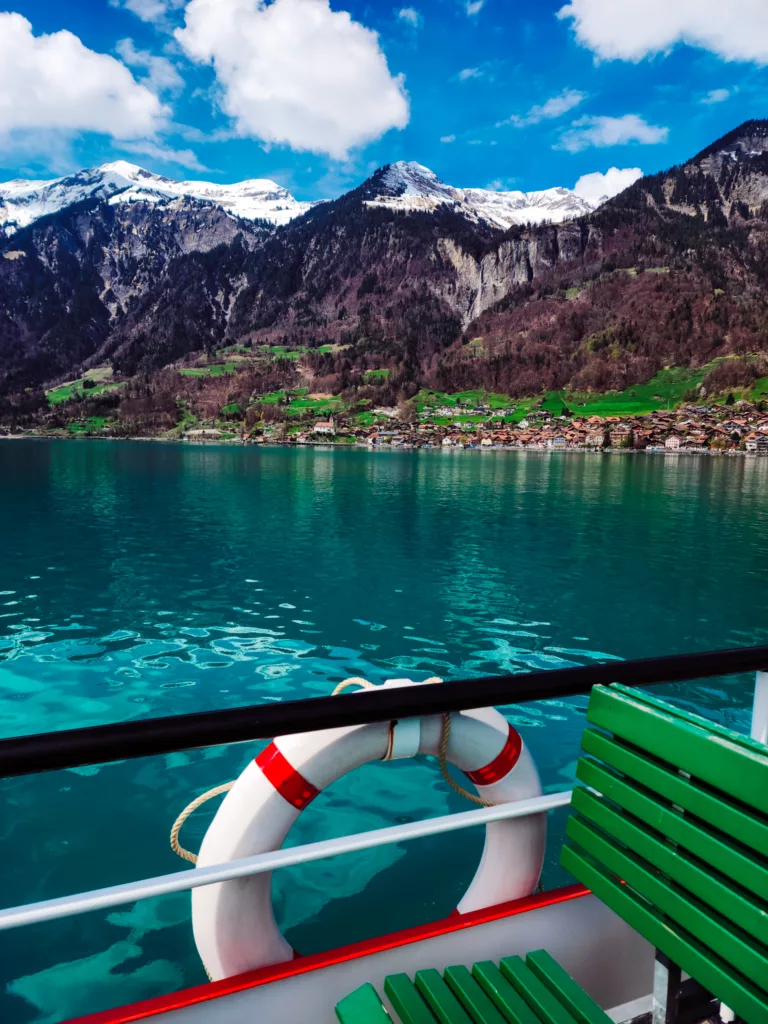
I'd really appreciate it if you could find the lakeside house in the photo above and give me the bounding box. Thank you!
[609,425,633,447]
[313,417,335,435]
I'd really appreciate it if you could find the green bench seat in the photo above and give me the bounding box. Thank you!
[564,683,768,1024]
[337,683,768,1024]
[335,950,614,1024]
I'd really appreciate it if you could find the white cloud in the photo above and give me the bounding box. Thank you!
[109,0,186,25]
[486,176,518,190]
[702,88,730,104]
[0,13,167,142]
[505,87,586,127]
[573,166,643,202]
[459,67,483,81]
[465,0,485,15]
[557,0,768,65]
[175,0,409,160]
[0,129,77,174]
[120,138,207,169]
[440,134,456,143]
[116,38,184,95]
[557,114,668,152]
[397,7,422,28]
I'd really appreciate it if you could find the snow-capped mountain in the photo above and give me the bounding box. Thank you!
[363,161,599,228]
[0,161,317,236]
[1,158,604,239]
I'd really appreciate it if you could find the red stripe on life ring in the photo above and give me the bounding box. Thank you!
[255,743,319,810]
[464,724,522,787]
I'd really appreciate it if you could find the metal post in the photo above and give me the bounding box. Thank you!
[652,951,681,1024]
[752,670,768,744]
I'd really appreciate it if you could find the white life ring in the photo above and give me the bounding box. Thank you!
[192,679,545,981]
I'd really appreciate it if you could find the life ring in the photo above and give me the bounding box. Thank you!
[191,678,545,980]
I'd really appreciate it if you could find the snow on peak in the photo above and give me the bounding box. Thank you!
[98,160,147,179]
[0,157,608,238]
[0,163,316,236]
[380,161,444,196]
[365,162,599,228]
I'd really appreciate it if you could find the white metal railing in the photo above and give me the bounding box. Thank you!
[752,670,768,744]
[0,790,571,932]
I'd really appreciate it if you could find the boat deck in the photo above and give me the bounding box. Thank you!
[66,886,654,1024]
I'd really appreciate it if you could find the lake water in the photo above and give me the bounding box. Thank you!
[1,440,767,1023]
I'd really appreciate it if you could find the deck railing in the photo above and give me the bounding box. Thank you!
[0,791,572,931]
[0,645,766,777]
[0,645,765,932]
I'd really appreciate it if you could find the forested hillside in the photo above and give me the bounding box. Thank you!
[3,119,768,413]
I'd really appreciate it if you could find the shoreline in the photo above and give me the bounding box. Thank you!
[0,433,763,457]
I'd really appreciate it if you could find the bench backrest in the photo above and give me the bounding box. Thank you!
[562,683,768,1024]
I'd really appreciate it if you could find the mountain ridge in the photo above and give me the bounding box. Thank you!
[0,158,606,238]
[3,119,768,406]
[363,160,600,227]
[0,161,318,234]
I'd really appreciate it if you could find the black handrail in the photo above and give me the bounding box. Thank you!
[0,645,765,779]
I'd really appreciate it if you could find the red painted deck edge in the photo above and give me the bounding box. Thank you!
[64,884,589,1024]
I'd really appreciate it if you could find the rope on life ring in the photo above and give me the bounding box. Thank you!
[331,675,494,804]
[170,782,235,864]
[169,675,497,863]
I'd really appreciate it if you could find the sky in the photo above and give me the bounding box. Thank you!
[1,0,768,202]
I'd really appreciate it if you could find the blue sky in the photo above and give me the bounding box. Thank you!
[1,0,768,201]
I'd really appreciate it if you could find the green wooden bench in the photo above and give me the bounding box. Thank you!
[336,684,768,1024]
[564,683,768,1024]
[335,949,615,1024]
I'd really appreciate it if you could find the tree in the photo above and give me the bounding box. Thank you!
[397,400,419,425]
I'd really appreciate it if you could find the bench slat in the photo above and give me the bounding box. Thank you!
[499,957,579,1024]
[415,969,475,1024]
[525,950,613,1024]
[609,684,768,759]
[562,844,768,1024]
[567,814,768,990]
[473,962,543,1024]
[384,974,438,1024]
[581,729,768,858]
[336,983,393,1024]
[576,757,768,902]
[571,786,768,946]
[444,965,508,1024]
[586,685,768,815]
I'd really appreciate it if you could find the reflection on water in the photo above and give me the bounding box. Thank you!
[1,442,767,1022]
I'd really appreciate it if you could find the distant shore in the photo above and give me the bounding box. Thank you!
[2,433,765,457]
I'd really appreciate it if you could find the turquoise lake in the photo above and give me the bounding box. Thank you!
[1,439,767,1022]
